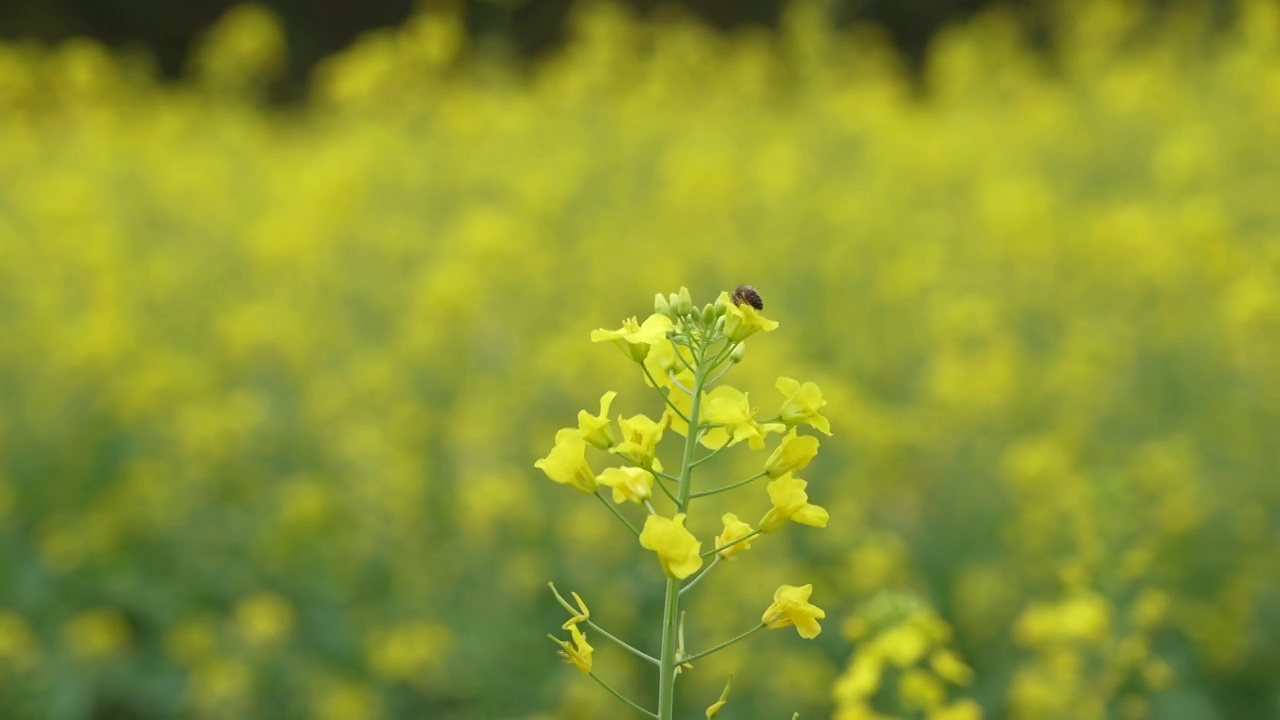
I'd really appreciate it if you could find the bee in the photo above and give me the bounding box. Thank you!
[731,284,764,311]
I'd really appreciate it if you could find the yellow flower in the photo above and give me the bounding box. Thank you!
[900,668,946,710]
[612,412,668,468]
[705,699,727,718]
[763,428,819,477]
[719,290,779,342]
[591,313,674,362]
[775,377,832,435]
[639,513,703,579]
[534,429,596,493]
[561,592,590,629]
[702,385,784,450]
[555,624,593,673]
[759,474,829,532]
[834,654,883,701]
[715,513,755,560]
[577,391,617,450]
[927,699,984,720]
[761,584,825,639]
[596,466,655,504]
[930,649,974,685]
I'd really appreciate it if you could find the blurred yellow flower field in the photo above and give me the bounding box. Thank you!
[1,0,1279,717]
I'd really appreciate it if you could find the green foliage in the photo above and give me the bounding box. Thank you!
[0,1,1278,718]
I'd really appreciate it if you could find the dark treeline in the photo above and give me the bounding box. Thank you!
[0,0,1219,84]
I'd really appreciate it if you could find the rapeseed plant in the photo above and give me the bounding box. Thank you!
[538,287,831,718]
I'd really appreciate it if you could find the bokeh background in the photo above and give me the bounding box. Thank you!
[2,0,1279,718]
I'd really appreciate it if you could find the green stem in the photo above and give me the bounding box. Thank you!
[588,669,659,718]
[690,442,729,468]
[641,363,690,423]
[690,471,769,499]
[658,341,707,720]
[595,492,640,536]
[678,556,719,597]
[705,340,739,373]
[681,623,766,665]
[589,620,659,666]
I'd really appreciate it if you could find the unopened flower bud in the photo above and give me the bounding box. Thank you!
[654,293,672,318]
[700,304,716,327]
[672,287,694,316]
[730,342,746,363]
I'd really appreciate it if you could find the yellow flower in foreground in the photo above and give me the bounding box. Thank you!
[715,513,755,560]
[719,290,779,342]
[561,592,590,629]
[612,412,668,467]
[759,474,829,533]
[591,313,674,362]
[555,624,593,673]
[639,513,703,579]
[775,377,832,435]
[577,391,617,450]
[763,428,819,477]
[762,584,825,639]
[596,466,655,504]
[701,385,784,450]
[534,429,596,493]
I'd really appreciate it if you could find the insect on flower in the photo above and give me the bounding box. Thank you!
[731,284,764,311]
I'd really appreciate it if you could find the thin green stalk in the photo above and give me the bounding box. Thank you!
[690,471,769,499]
[690,442,729,468]
[641,363,689,423]
[682,623,766,664]
[588,620,659,666]
[588,669,659,718]
[658,340,707,720]
[595,492,640,536]
[679,556,719,597]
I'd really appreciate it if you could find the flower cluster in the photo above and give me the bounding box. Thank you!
[538,287,831,719]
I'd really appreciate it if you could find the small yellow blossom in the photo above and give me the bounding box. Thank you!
[927,699,984,720]
[639,513,703,579]
[555,624,593,673]
[930,649,974,685]
[64,608,132,660]
[899,668,946,710]
[834,654,883,701]
[715,513,755,560]
[761,584,825,639]
[534,429,597,493]
[596,466,655,504]
[591,313,674,362]
[577,391,617,450]
[763,428,819,477]
[612,412,668,468]
[701,385,784,450]
[759,474,829,532]
[705,673,732,719]
[775,377,832,435]
[875,624,930,667]
[562,592,590,629]
[234,592,294,649]
[719,290,779,342]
